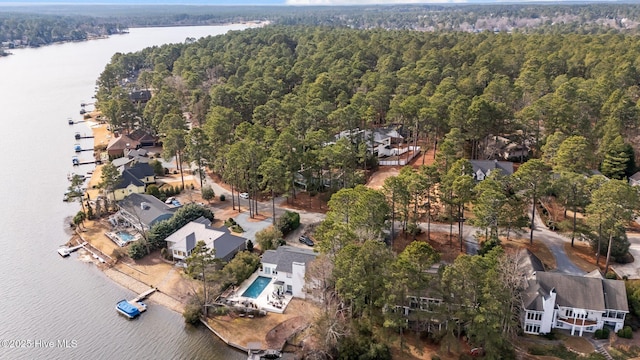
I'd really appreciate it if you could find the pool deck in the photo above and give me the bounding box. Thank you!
[225,273,293,314]
[104,230,141,247]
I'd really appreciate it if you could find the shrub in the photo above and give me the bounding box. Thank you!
[183,302,202,324]
[246,240,254,252]
[150,159,164,177]
[230,224,244,233]
[431,356,441,360]
[128,241,148,259]
[221,251,260,286]
[595,328,610,339]
[219,194,226,201]
[276,210,300,236]
[255,227,283,251]
[146,184,161,197]
[618,326,633,339]
[201,186,215,202]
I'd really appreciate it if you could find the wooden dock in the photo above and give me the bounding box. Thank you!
[132,288,157,302]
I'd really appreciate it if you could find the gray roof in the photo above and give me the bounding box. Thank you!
[517,249,545,279]
[470,160,514,178]
[261,246,317,273]
[112,156,133,168]
[125,162,154,179]
[525,272,628,312]
[211,226,247,261]
[114,170,145,190]
[118,193,175,227]
[602,279,629,312]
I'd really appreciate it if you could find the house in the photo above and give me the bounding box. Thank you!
[334,126,405,158]
[116,193,176,232]
[469,160,514,181]
[109,162,156,201]
[165,217,247,262]
[259,246,317,299]
[522,271,628,336]
[629,171,640,186]
[128,129,158,148]
[129,90,151,105]
[106,134,140,158]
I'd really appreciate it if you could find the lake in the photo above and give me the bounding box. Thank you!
[0,24,255,360]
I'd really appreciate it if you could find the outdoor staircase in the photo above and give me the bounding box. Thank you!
[589,339,613,360]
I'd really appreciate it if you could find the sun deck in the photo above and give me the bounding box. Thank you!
[225,273,293,314]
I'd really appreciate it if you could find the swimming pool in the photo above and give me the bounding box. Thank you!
[242,276,271,299]
[117,231,135,242]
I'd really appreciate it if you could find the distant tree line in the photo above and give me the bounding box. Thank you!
[5,2,640,50]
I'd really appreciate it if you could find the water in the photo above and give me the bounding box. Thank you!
[0,25,256,360]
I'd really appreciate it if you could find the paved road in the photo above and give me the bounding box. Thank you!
[611,231,640,279]
[421,208,585,275]
[199,174,587,275]
[528,208,585,276]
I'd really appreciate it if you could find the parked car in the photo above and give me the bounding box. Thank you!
[299,235,314,247]
[239,192,249,199]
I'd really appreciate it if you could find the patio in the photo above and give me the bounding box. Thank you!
[225,272,293,314]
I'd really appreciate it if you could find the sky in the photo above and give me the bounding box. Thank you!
[0,0,621,5]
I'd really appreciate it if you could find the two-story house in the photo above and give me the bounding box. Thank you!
[165,216,247,263]
[259,246,317,299]
[110,162,156,201]
[522,271,628,336]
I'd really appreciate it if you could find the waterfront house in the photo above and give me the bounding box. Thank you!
[128,129,158,148]
[106,133,140,158]
[165,217,247,262]
[522,272,628,336]
[259,246,317,299]
[109,163,156,201]
[116,193,176,232]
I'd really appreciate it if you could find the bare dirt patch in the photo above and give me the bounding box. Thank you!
[279,192,329,213]
[502,237,558,270]
[392,230,465,263]
[366,166,400,190]
[563,241,601,273]
[207,298,317,350]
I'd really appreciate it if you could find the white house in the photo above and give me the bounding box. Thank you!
[629,171,640,187]
[259,246,317,299]
[522,271,628,336]
[165,217,246,262]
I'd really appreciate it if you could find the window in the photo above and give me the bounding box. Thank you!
[526,312,542,321]
[264,267,271,275]
[566,309,573,318]
[286,285,292,293]
[525,324,540,334]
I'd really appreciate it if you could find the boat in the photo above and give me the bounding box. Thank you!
[75,132,81,140]
[57,247,70,257]
[67,118,74,125]
[79,108,86,115]
[72,156,79,166]
[74,144,82,152]
[116,299,146,319]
